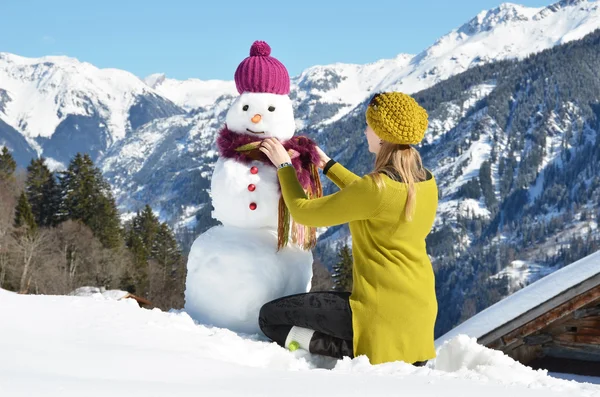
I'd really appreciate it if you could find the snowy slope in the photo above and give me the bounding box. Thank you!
[100,100,231,221]
[0,118,37,167]
[0,53,174,141]
[290,54,414,129]
[436,250,600,346]
[145,73,238,110]
[378,0,600,95]
[1,289,599,397]
[0,53,184,165]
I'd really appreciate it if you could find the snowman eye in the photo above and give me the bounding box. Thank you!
[268,106,276,112]
[242,105,249,111]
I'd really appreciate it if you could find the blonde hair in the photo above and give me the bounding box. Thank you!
[369,142,427,221]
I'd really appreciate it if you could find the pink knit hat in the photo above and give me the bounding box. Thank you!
[234,41,290,95]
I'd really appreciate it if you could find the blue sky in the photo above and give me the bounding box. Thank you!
[1,0,552,81]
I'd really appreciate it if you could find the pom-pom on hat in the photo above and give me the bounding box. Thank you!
[366,92,429,145]
[234,41,290,95]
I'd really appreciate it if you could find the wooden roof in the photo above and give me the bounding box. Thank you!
[437,251,600,347]
[487,282,600,376]
[481,272,600,347]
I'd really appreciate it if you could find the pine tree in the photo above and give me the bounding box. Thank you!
[59,153,122,248]
[150,221,185,308]
[123,205,163,297]
[93,191,122,249]
[153,222,182,283]
[125,227,149,295]
[14,192,37,234]
[59,153,95,222]
[137,205,160,252]
[126,213,146,260]
[0,146,16,181]
[332,243,353,292]
[26,158,61,227]
[125,206,160,259]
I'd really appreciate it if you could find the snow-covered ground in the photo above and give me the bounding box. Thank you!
[1,288,598,397]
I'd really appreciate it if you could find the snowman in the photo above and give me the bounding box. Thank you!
[185,41,320,335]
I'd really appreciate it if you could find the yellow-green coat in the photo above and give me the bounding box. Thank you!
[277,162,438,365]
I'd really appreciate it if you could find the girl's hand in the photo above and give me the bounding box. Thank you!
[259,138,292,167]
[315,146,331,169]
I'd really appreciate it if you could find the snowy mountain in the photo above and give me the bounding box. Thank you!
[142,0,600,130]
[0,53,184,166]
[290,54,414,130]
[0,117,37,166]
[145,73,238,110]
[100,105,228,224]
[1,288,598,396]
[0,1,596,168]
[97,0,600,225]
[375,0,600,95]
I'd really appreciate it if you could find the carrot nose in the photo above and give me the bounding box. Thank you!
[251,114,262,124]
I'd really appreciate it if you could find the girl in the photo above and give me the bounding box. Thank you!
[258,92,438,366]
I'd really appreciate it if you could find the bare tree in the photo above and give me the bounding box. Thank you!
[0,251,9,288]
[310,258,334,292]
[16,221,133,296]
[35,244,70,294]
[55,220,96,287]
[48,220,128,292]
[0,180,16,288]
[92,243,130,290]
[9,228,53,294]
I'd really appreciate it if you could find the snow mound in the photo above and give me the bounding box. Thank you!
[331,335,599,393]
[0,291,598,397]
[69,286,133,302]
[434,335,581,390]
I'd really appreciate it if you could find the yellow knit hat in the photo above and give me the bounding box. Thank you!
[366,92,429,145]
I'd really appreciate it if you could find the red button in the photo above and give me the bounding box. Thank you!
[250,166,258,174]
[248,184,256,192]
[249,202,257,210]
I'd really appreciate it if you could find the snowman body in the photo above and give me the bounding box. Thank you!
[185,91,313,335]
[185,226,312,334]
[210,157,279,230]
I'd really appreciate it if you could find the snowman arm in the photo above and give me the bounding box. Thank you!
[277,166,388,227]
[323,161,361,189]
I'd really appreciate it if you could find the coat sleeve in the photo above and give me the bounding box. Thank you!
[277,166,387,227]
[323,161,361,189]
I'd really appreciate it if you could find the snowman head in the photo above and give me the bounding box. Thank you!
[227,41,295,141]
[226,93,295,141]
